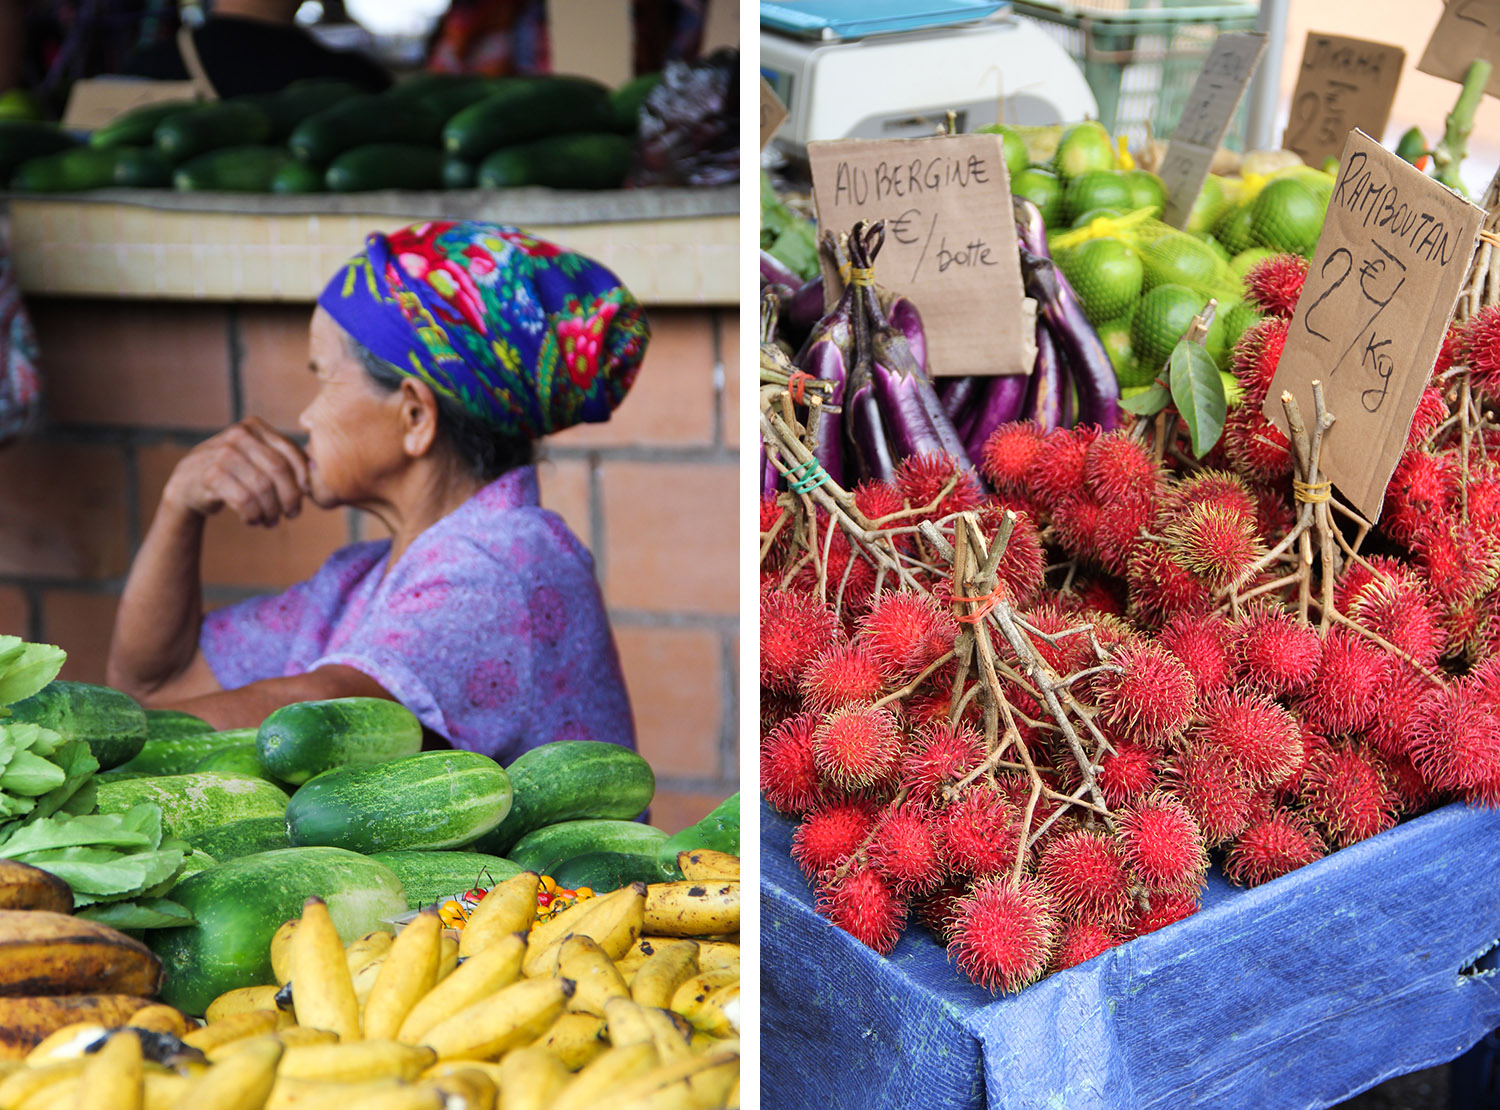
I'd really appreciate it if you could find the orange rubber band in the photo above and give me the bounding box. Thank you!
[787,369,816,404]
[953,581,1008,624]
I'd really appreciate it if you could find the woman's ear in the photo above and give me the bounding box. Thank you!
[399,377,441,457]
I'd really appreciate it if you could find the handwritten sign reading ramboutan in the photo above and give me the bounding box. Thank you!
[807,133,1027,377]
[1283,33,1404,168]
[1263,129,1484,521]
[1418,0,1500,98]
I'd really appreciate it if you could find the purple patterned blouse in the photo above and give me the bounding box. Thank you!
[200,466,635,762]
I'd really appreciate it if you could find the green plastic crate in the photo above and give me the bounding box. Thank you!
[1011,0,1261,151]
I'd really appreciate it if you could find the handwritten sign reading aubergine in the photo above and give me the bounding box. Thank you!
[1263,129,1484,522]
[1159,32,1267,229]
[1283,33,1404,169]
[807,133,1028,377]
[1419,0,1500,99]
[760,77,788,151]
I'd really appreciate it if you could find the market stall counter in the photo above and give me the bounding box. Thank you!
[762,798,1500,1110]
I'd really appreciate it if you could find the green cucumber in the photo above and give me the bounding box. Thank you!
[11,147,121,192]
[442,157,475,189]
[5,681,147,770]
[153,101,272,162]
[172,145,291,191]
[443,76,614,160]
[471,741,654,855]
[411,78,503,121]
[657,792,739,866]
[0,120,79,182]
[610,72,661,133]
[110,147,172,187]
[257,698,422,786]
[270,160,323,194]
[285,750,512,853]
[288,96,441,165]
[325,144,444,192]
[143,709,214,742]
[89,100,198,149]
[551,850,674,894]
[369,850,522,909]
[256,79,361,140]
[147,846,406,1015]
[192,744,266,779]
[476,133,631,191]
[177,848,217,882]
[187,815,288,862]
[96,772,289,840]
[507,819,669,878]
[113,728,257,778]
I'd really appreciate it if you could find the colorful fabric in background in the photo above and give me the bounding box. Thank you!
[0,235,41,447]
[319,221,649,441]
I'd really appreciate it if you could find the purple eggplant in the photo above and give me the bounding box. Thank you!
[1017,243,1121,432]
[761,250,800,291]
[1023,318,1067,432]
[844,281,896,484]
[963,372,1031,460]
[796,330,850,489]
[761,442,780,497]
[939,375,978,423]
[784,275,827,344]
[882,291,928,375]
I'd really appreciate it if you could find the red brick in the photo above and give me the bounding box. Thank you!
[549,309,716,450]
[536,457,593,550]
[39,590,120,685]
[239,305,317,433]
[136,443,352,590]
[30,300,232,428]
[720,310,740,448]
[650,790,734,836]
[0,440,130,579]
[0,588,30,637]
[600,460,737,615]
[615,626,721,778]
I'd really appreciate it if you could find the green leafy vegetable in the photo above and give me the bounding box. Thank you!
[0,637,66,709]
[77,897,194,930]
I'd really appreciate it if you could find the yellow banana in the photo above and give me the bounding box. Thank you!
[523,884,645,978]
[419,1068,496,1110]
[695,944,740,972]
[0,1058,84,1106]
[362,910,441,1041]
[436,934,459,982]
[530,1010,605,1071]
[629,941,700,1010]
[205,1026,336,1063]
[667,968,739,1015]
[182,1010,281,1053]
[24,1023,108,1064]
[125,1005,189,1039]
[560,1042,660,1104]
[493,1047,568,1110]
[457,872,539,958]
[675,983,739,1039]
[269,920,298,986]
[263,1077,438,1110]
[278,1040,435,1082]
[0,861,72,915]
[395,933,525,1046]
[351,956,386,1009]
[169,1035,280,1110]
[630,937,738,970]
[419,977,573,1061]
[642,882,739,938]
[726,1073,740,1109]
[290,897,360,1041]
[204,986,282,1026]
[421,1059,506,1086]
[611,1043,740,1110]
[74,1028,142,1110]
[675,850,739,882]
[639,1006,694,1063]
[554,935,628,1017]
[602,996,656,1049]
[15,1075,79,1110]
[142,1070,190,1110]
[343,931,394,976]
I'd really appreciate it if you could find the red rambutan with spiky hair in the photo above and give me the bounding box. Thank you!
[1093,642,1197,745]
[1469,653,1500,708]
[1158,613,1234,697]
[1469,472,1500,543]
[900,720,985,801]
[812,706,903,791]
[1413,521,1500,607]
[1098,741,1160,807]
[1463,303,1500,397]
[1069,575,1129,620]
[912,882,969,940]
[1382,749,1439,814]
[1297,629,1391,735]
[1231,604,1322,698]
[1051,494,1105,562]
[1166,469,1259,519]
[791,800,877,877]
[1126,541,1216,629]
[1383,449,1457,546]
[790,525,878,624]
[760,686,802,735]
[1035,829,1132,925]
[1011,602,1092,676]
[867,803,946,897]
[1470,765,1500,808]
[1223,809,1325,887]
[1051,921,1123,971]
[816,864,907,955]
[1165,744,1256,846]
[1346,575,1444,667]
[981,422,1046,497]
[761,712,825,815]
[1131,889,1200,936]
[1027,425,1099,510]
[1299,742,1398,848]
[859,590,960,683]
[1332,554,1418,613]
[946,876,1056,993]
[1193,689,1302,789]
[1436,319,1467,375]
[1093,493,1160,576]
[1408,385,1449,448]
[1117,794,1209,893]
[972,504,1047,608]
[1084,431,1161,503]
[939,786,1019,878]
[1243,253,1309,319]
[799,642,886,714]
[761,589,842,692]
[853,479,905,527]
[1162,501,1266,588]
[1222,406,1293,483]
[1407,681,1500,794]
[760,494,790,567]
[894,453,986,519]
[1230,315,1290,405]
[1364,662,1434,762]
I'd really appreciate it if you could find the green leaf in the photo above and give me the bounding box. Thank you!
[0,812,152,858]
[77,897,195,930]
[1168,339,1228,457]
[1119,382,1172,416]
[0,750,66,797]
[28,742,99,824]
[22,855,150,895]
[0,644,66,708]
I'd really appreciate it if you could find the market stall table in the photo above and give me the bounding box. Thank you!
[762,799,1500,1110]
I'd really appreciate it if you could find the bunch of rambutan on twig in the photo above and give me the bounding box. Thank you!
[759,250,1500,996]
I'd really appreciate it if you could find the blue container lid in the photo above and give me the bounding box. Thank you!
[761,0,1008,40]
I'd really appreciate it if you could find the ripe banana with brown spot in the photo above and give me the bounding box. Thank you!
[277,1040,435,1083]
[493,1047,568,1110]
[642,882,739,938]
[170,1035,280,1110]
[523,884,645,978]
[74,1029,143,1110]
[675,983,739,1039]
[0,995,149,1061]
[205,1026,337,1063]
[125,1005,189,1039]
[530,1010,605,1071]
[612,1042,740,1110]
[204,986,282,1026]
[290,898,360,1041]
[269,920,298,986]
[183,1010,281,1053]
[362,909,440,1041]
[629,941,700,1010]
[0,862,71,915]
[675,850,739,882]
[561,1041,660,1103]
[421,1067,497,1110]
[554,935,628,1017]
[457,872,539,958]
[419,976,574,1061]
[395,932,525,1046]
[630,937,738,970]
[0,911,162,998]
[667,968,739,1015]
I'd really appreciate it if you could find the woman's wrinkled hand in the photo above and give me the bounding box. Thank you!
[162,417,312,527]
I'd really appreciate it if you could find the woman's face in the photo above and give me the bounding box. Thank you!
[299,307,407,508]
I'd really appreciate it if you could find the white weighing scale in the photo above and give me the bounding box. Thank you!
[761,0,1099,153]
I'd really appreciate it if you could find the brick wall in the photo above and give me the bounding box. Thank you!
[0,298,739,835]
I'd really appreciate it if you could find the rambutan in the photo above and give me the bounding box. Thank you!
[1406,682,1500,793]
[1383,749,1438,814]
[1026,426,1098,510]
[1223,809,1324,887]
[1222,406,1293,483]
[1407,385,1448,447]
[894,452,986,518]
[812,706,903,791]
[761,712,824,815]
[1193,689,1302,788]
[852,479,906,527]
[867,803,946,897]
[860,591,960,682]
[1013,602,1093,676]
[1436,319,1467,376]
[1093,493,1159,576]
[791,800,876,877]
[1097,741,1160,807]
[1462,303,1500,397]
[1364,663,1433,762]
[799,643,886,714]
[1093,642,1197,745]
[1117,795,1209,893]
[974,504,1047,608]
[816,864,907,955]
[1243,253,1309,319]
[939,786,1019,878]
[1231,605,1322,698]
[980,422,1045,497]
[790,525,878,622]
[1125,541,1216,629]
[1166,470,1259,519]
[1413,521,1500,607]
[1051,494,1105,562]
[1131,889,1200,936]
[1158,613,1234,697]
[1299,742,1398,849]
[760,589,842,692]
[1051,921,1122,971]
[1035,829,1132,924]
[912,882,969,940]
[1162,501,1265,587]
[1345,575,1444,666]
[1084,431,1160,503]
[1382,450,1456,546]
[1229,316,1290,405]
[900,720,985,801]
[761,494,790,566]
[1069,575,1129,620]
[946,876,1056,993]
[1296,629,1391,735]
[1164,745,1257,846]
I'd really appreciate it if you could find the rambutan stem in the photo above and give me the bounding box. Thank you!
[1323,608,1445,686]
[869,649,957,712]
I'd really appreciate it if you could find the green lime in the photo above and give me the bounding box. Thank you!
[1012,167,1064,229]
[977,124,1030,179]
[1097,317,1156,389]
[1051,121,1116,182]
[1183,174,1229,235]
[1063,170,1133,224]
[1132,283,1209,371]
[1214,203,1258,255]
[1071,206,1126,228]
[1122,168,1167,214]
[1229,247,1277,283]
[1058,236,1144,324]
[1198,233,1232,264]
[1250,178,1324,255]
[1222,299,1263,360]
[1140,232,1224,292]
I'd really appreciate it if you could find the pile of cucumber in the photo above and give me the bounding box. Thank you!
[0,69,661,194]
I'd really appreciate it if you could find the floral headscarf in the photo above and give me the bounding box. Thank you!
[318,220,649,439]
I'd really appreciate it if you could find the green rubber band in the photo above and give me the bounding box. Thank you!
[788,458,831,494]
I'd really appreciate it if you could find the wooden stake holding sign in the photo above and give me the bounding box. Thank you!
[1419,0,1500,98]
[1263,129,1485,522]
[1158,32,1268,229]
[807,133,1028,377]
[1283,33,1405,169]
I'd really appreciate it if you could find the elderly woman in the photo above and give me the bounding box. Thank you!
[106,220,646,760]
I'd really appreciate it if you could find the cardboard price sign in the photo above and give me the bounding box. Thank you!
[760,77,788,150]
[1263,130,1484,521]
[1283,33,1404,168]
[1419,0,1500,98]
[808,134,1028,377]
[1159,32,1267,228]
